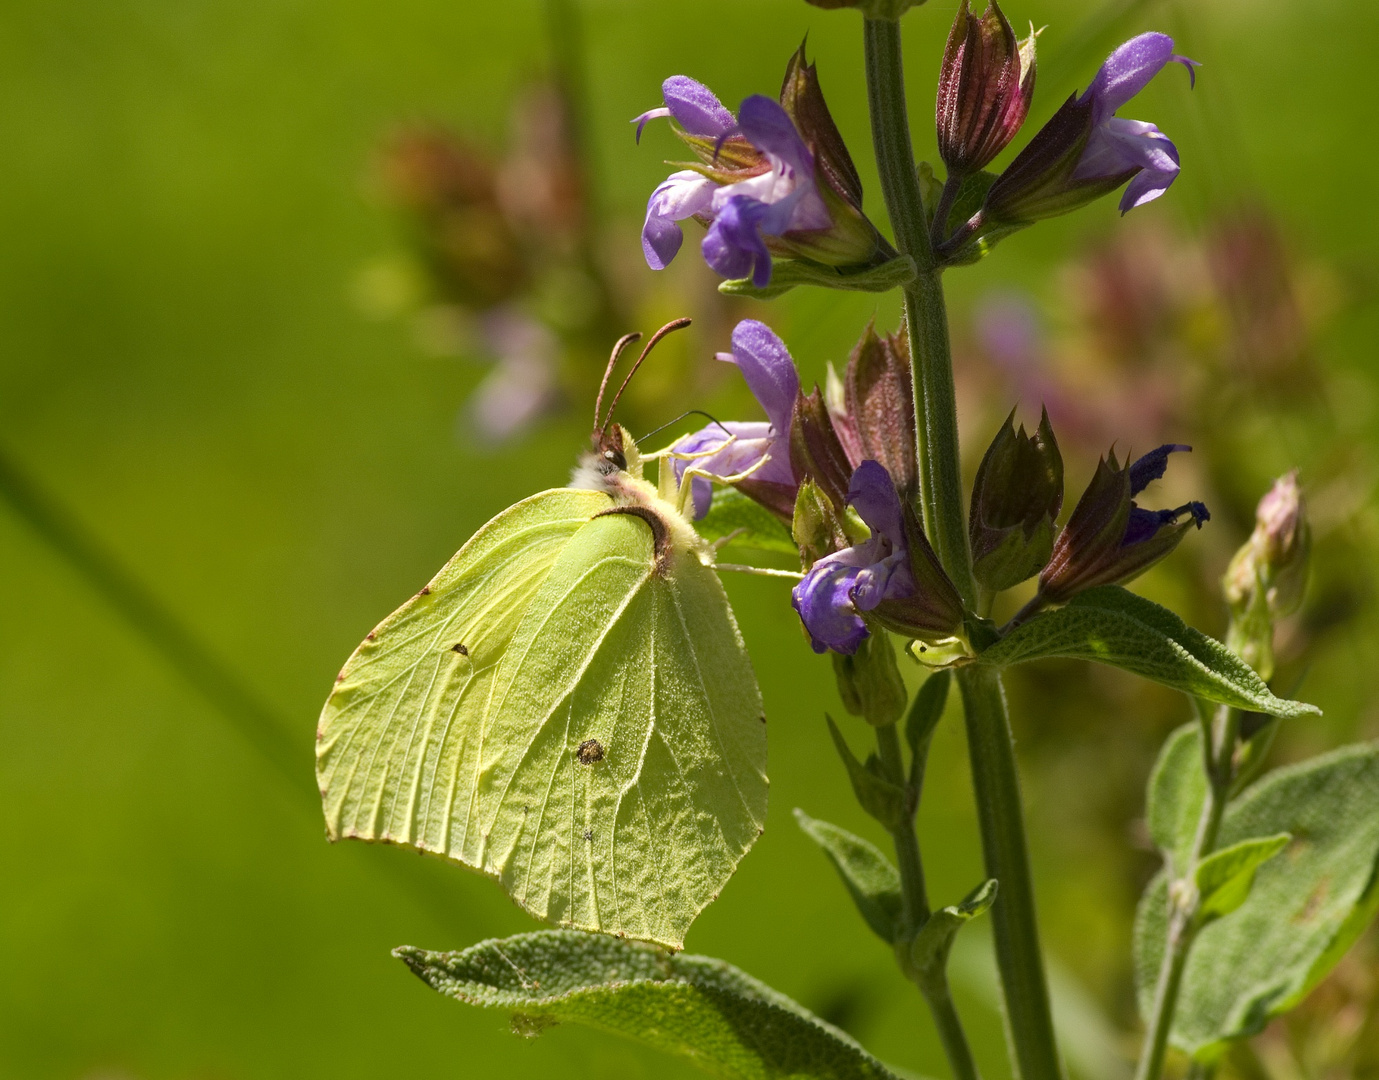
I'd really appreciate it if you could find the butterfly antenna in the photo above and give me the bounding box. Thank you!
[595,332,642,433]
[601,318,692,435]
[637,409,734,445]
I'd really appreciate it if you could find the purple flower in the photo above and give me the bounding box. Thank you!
[1073,33,1199,213]
[1039,443,1209,604]
[671,319,799,518]
[635,51,892,287]
[792,462,964,655]
[979,32,1197,232]
[793,462,913,654]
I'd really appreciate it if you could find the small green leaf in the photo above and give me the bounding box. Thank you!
[904,671,951,761]
[718,256,916,300]
[1193,833,1290,924]
[826,715,907,831]
[1134,742,1379,1057]
[696,487,799,556]
[1146,723,1206,879]
[794,809,902,944]
[396,931,904,1080]
[910,879,999,983]
[980,587,1320,719]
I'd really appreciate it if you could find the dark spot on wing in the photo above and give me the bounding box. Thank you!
[583,829,594,842]
[451,642,469,656]
[419,585,431,596]
[577,739,605,765]
[365,630,377,641]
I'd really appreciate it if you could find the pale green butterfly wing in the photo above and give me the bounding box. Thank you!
[317,488,610,857]
[317,488,768,949]
[477,511,767,947]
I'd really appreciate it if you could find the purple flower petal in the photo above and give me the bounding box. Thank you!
[725,320,799,434]
[1128,444,1191,496]
[642,170,716,271]
[633,107,671,144]
[702,194,773,286]
[1084,33,1178,123]
[736,95,814,180]
[662,76,736,136]
[847,460,906,548]
[792,556,870,654]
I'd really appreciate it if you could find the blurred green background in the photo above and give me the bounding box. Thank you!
[2,0,1376,1077]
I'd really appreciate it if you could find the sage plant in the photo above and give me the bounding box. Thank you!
[317,4,1379,1079]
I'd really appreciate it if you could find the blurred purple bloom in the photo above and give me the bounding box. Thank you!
[792,461,914,654]
[672,319,799,518]
[1073,33,1199,213]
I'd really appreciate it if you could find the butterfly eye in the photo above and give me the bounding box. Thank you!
[603,448,627,471]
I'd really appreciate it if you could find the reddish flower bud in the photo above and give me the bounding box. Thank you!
[844,323,918,501]
[936,1,1036,175]
[790,386,856,512]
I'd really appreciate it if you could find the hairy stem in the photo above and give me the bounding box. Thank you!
[863,14,1057,1075]
[959,666,1063,1080]
[924,983,984,1080]
[862,17,974,603]
[1135,705,1242,1080]
[876,722,930,929]
[876,718,982,1080]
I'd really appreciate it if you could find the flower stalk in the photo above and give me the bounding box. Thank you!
[862,12,1061,1078]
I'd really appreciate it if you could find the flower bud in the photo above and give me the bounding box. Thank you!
[832,632,908,727]
[1038,444,1208,604]
[937,1,1036,175]
[792,480,852,568]
[970,408,1063,594]
[1223,472,1310,678]
[790,386,856,512]
[845,323,918,500]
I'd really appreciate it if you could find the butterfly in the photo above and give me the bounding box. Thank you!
[316,319,769,949]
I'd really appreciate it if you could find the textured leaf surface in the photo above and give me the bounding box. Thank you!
[794,809,901,944]
[397,931,903,1080]
[1135,743,1379,1056]
[696,487,798,556]
[1147,722,1206,879]
[1193,834,1290,923]
[982,587,1320,718]
[317,489,768,948]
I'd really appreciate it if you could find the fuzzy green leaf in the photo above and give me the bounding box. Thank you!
[826,715,907,831]
[981,587,1320,718]
[794,809,902,944]
[1193,834,1291,924]
[718,256,916,300]
[396,931,904,1080]
[910,879,998,983]
[697,487,799,556]
[1146,722,1207,880]
[1134,743,1379,1058]
[904,671,951,761]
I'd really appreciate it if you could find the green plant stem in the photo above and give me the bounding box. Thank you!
[862,17,974,604]
[875,720,982,1080]
[876,722,930,929]
[863,15,1057,1075]
[925,982,984,1080]
[1135,704,1241,1080]
[959,666,1063,1080]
